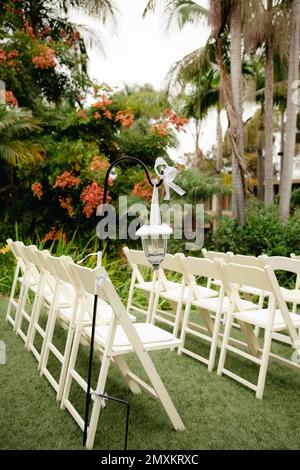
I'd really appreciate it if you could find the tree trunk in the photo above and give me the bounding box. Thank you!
[216,108,223,219]
[193,119,202,170]
[279,0,300,222]
[230,2,246,225]
[257,104,265,201]
[279,109,285,181]
[264,0,274,206]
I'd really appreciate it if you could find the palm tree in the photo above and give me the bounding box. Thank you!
[208,0,250,226]
[244,0,290,206]
[144,0,250,225]
[279,0,300,222]
[0,105,43,195]
[264,0,274,205]
[180,66,220,165]
[229,0,246,224]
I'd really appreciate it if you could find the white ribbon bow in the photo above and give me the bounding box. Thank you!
[154,157,185,201]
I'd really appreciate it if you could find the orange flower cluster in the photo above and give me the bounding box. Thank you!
[0,48,19,67]
[90,156,110,173]
[5,90,18,107]
[59,196,75,218]
[53,171,81,189]
[8,50,19,59]
[151,121,168,136]
[44,226,68,244]
[132,178,153,200]
[77,109,87,119]
[32,45,56,69]
[103,109,112,120]
[164,108,188,131]
[24,21,35,40]
[31,181,43,200]
[115,110,134,128]
[80,182,111,218]
[92,94,113,109]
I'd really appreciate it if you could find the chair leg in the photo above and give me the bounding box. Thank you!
[85,352,111,449]
[208,309,222,373]
[26,286,44,351]
[60,327,82,409]
[14,282,30,335]
[137,349,185,432]
[178,293,192,356]
[217,310,233,376]
[150,270,161,325]
[256,327,272,400]
[254,293,264,337]
[6,262,20,324]
[146,270,157,324]
[126,273,136,315]
[173,300,183,340]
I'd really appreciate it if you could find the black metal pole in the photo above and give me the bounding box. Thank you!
[83,156,163,447]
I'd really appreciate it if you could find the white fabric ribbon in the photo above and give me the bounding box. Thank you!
[154,157,185,201]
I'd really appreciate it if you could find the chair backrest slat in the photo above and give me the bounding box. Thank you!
[223,262,273,292]
[202,248,232,262]
[123,247,151,268]
[181,256,219,280]
[229,253,261,267]
[259,255,300,275]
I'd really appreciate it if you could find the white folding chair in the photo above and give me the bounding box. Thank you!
[290,253,300,313]
[14,244,52,344]
[217,261,300,399]
[123,247,181,322]
[39,253,136,401]
[259,255,300,344]
[228,253,270,336]
[123,247,156,319]
[38,253,78,399]
[5,239,29,329]
[178,256,256,371]
[61,263,184,449]
[202,249,232,288]
[150,254,218,339]
[26,249,71,365]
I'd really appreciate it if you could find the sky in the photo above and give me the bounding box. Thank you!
[72,0,256,158]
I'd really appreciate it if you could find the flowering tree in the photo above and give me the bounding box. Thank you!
[0,1,102,107]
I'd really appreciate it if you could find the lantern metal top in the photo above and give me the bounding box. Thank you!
[135,223,172,238]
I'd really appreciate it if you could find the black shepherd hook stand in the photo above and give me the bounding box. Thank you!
[83,156,163,449]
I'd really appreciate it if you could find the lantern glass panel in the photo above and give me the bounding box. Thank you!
[142,234,167,268]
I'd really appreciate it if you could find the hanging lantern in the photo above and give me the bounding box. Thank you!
[136,181,172,269]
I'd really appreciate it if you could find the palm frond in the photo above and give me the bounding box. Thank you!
[162,1,208,30]
[0,141,44,166]
[75,0,118,24]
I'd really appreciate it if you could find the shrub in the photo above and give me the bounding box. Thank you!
[209,200,300,257]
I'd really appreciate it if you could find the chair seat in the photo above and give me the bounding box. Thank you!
[44,291,72,307]
[193,296,255,313]
[135,280,179,292]
[234,308,300,331]
[18,275,38,286]
[239,285,267,296]
[84,323,181,353]
[281,287,300,304]
[161,285,218,303]
[59,301,136,324]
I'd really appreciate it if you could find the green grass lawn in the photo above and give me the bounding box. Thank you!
[1,296,300,450]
